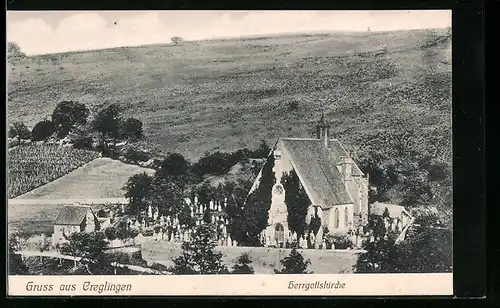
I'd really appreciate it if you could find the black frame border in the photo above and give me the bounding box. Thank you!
[4,0,487,304]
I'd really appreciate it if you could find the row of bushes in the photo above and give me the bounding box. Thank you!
[8,101,144,151]
[191,140,271,177]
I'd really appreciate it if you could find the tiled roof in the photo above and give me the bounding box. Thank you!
[55,205,91,225]
[280,138,363,208]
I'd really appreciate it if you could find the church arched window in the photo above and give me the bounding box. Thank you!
[334,208,339,229]
[344,207,349,227]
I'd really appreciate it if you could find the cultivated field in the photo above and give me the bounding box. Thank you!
[139,238,359,274]
[7,29,452,162]
[8,156,154,234]
[7,144,100,198]
[13,157,155,199]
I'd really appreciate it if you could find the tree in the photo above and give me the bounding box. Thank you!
[192,150,246,177]
[355,215,452,273]
[355,150,397,202]
[8,233,29,275]
[51,101,90,138]
[31,120,54,141]
[250,139,272,158]
[121,118,143,140]
[60,231,111,274]
[171,36,183,45]
[222,179,254,243]
[157,153,191,179]
[9,122,31,140]
[179,204,196,228]
[69,127,94,150]
[309,214,321,236]
[149,176,185,217]
[240,154,275,245]
[282,169,310,237]
[36,238,50,261]
[92,103,123,141]
[9,231,31,252]
[8,42,26,60]
[231,253,254,274]
[171,224,229,275]
[123,172,153,218]
[203,208,212,224]
[123,147,150,164]
[274,248,312,274]
[115,221,139,246]
[104,226,117,241]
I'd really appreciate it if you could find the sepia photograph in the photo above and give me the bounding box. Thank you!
[7,10,452,295]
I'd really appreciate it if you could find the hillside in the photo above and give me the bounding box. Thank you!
[7,29,452,162]
[14,157,155,199]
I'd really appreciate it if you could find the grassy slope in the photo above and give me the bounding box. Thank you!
[8,158,154,234]
[14,157,155,199]
[7,29,451,162]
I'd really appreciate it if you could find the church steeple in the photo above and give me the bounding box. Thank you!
[316,110,331,148]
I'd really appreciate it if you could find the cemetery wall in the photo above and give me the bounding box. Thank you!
[139,239,361,274]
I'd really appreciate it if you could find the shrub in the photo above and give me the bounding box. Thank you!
[231,253,255,274]
[9,122,31,140]
[96,142,119,159]
[274,248,312,274]
[329,234,354,250]
[31,120,54,141]
[171,36,183,45]
[97,209,107,218]
[123,147,150,164]
[150,262,170,272]
[69,129,94,150]
[248,140,271,159]
[121,118,143,140]
[171,224,228,275]
[104,226,117,241]
[192,150,245,177]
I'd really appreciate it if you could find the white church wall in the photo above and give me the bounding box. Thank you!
[327,204,354,235]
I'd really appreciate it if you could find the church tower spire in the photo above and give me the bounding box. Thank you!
[316,110,331,148]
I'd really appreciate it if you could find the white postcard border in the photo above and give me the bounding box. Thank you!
[8,273,453,296]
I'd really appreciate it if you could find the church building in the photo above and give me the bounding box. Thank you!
[250,113,370,247]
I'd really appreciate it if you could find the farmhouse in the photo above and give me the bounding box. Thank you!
[52,204,100,245]
[251,113,371,247]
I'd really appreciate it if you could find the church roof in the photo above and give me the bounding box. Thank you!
[280,138,364,209]
[55,205,93,226]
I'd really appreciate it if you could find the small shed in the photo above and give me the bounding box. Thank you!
[52,204,100,245]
